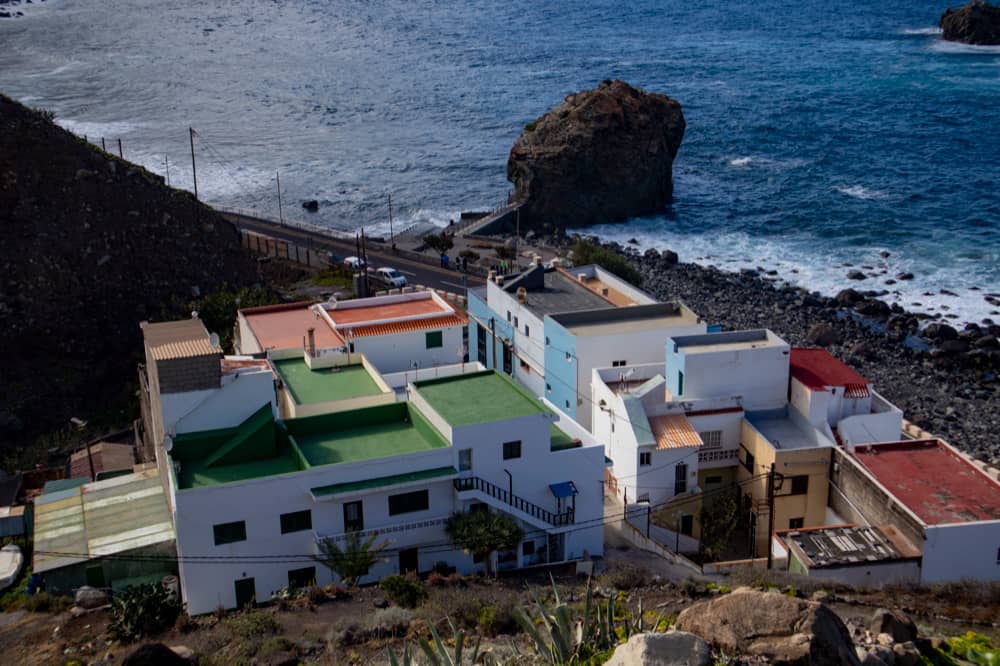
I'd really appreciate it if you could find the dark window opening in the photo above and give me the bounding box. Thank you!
[287,566,316,590]
[503,440,522,460]
[388,489,429,516]
[789,517,805,530]
[280,510,312,534]
[343,500,364,531]
[789,475,809,496]
[214,521,246,546]
[426,330,443,349]
[639,451,652,466]
[675,464,688,495]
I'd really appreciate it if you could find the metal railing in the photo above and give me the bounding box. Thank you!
[314,516,450,545]
[453,476,574,526]
[698,448,739,463]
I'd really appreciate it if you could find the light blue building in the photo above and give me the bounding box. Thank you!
[468,262,707,430]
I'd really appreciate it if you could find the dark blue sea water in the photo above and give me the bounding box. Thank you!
[2,0,998,322]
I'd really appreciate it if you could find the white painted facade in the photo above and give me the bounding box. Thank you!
[348,325,464,375]
[166,366,277,436]
[922,520,1000,583]
[483,279,547,396]
[789,377,903,448]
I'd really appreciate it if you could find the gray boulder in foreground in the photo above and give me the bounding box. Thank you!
[674,587,860,666]
[605,631,711,666]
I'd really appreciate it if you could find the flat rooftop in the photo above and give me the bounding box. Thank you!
[242,302,343,351]
[326,296,448,325]
[747,411,832,450]
[550,303,699,337]
[499,266,613,317]
[853,440,1000,525]
[780,524,919,569]
[791,348,870,394]
[273,358,382,405]
[414,370,551,426]
[671,329,786,355]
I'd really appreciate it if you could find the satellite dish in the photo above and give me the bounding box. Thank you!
[163,436,173,453]
[209,333,220,348]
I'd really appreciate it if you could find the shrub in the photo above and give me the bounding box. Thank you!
[174,612,198,633]
[226,608,281,641]
[478,605,497,636]
[23,591,72,613]
[328,618,364,647]
[446,572,467,587]
[381,573,427,608]
[367,606,415,638]
[108,584,181,642]
[427,572,447,587]
[569,238,642,286]
[307,585,327,605]
[0,569,30,611]
[606,563,650,591]
[422,586,481,631]
[258,636,294,657]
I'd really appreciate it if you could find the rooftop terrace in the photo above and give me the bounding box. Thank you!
[747,409,833,450]
[853,440,1000,525]
[670,329,787,355]
[497,265,613,317]
[550,303,700,337]
[414,370,552,426]
[241,302,343,351]
[273,358,382,405]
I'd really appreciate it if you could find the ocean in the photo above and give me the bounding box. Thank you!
[2,0,998,324]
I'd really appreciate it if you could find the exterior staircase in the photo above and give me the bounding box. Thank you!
[453,476,574,527]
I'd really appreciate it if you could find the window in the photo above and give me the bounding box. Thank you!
[502,344,513,375]
[743,448,755,473]
[639,451,652,466]
[705,475,723,485]
[700,430,722,449]
[546,383,552,394]
[513,316,519,329]
[637,493,650,503]
[680,514,694,536]
[388,489,429,516]
[344,500,364,531]
[519,358,530,374]
[675,464,688,495]
[522,541,535,556]
[565,351,573,363]
[458,448,472,471]
[348,342,355,353]
[426,330,443,349]
[502,440,522,460]
[789,475,809,496]
[677,370,684,395]
[279,509,312,534]
[287,566,316,590]
[524,324,530,336]
[996,546,1000,565]
[506,310,511,322]
[213,521,246,546]
[545,336,550,346]
[612,360,627,367]
[789,517,805,530]
[476,324,487,365]
[565,400,570,409]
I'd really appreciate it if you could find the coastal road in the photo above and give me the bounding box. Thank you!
[221,211,483,293]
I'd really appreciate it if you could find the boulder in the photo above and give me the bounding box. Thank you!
[605,631,712,666]
[870,608,917,644]
[854,299,891,318]
[74,585,108,609]
[122,643,191,665]
[847,270,867,281]
[922,323,959,341]
[507,80,685,232]
[301,199,319,212]
[674,587,859,666]
[806,322,841,346]
[836,289,865,307]
[940,1,1000,45]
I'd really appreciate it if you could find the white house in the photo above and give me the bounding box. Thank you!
[159,368,604,614]
[235,291,466,374]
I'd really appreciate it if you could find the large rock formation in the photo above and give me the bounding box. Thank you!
[507,80,685,233]
[0,94,259,454]
[940,1,1000,44]
[674,587,859,666]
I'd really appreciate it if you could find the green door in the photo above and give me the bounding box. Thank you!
[234,577,256,609]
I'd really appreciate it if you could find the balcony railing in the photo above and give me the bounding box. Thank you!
[698,448,739,463]
[314,516,450,545]
[454,476,574,526]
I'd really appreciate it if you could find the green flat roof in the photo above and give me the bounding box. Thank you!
[274,358,382,405]
[312,466,457,497]
[414,371,550,426]
[550,424,581,452]
[295,421,447,466]
[177,451,302,489]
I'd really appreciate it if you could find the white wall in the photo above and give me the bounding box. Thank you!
[172,369,276,435]
[235,313,262,355]
[922,520,1000,583]
[677,344,789,411]
[686,411,743,470]
[355,325,464,374]
[803,561,920,587]
[790,378,828,428]
[487,283,547,381]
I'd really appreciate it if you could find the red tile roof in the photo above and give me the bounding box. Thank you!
[790,348,870,397]
[853,440,1000,525]
[327,298,449,325]
[345,314,467,339]
[243,303,344,350]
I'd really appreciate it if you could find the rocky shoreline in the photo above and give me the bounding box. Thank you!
[532,233,1000,465]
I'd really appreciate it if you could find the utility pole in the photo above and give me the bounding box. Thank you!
[189,127,199,201]
[388,193,395,249]
[101,137,106,151]
[766,463,776,569]
[117,138,123,159]
[164,156,171,187]
[276,171,284,226]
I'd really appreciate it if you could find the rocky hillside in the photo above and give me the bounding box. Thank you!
[507,80,685,234]
[0,94,259,457]
[940,0,1000,44]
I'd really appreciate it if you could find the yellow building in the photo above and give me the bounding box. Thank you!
[738,412,834,557]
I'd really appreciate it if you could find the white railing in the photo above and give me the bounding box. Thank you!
[314,515,450,544]
[698,448,739,463]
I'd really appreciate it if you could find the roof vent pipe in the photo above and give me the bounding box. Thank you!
[496,275,504,287]
[533,255,542,266]
[487,269,496,282]
[307,327,316,357]
[517,287,527,304]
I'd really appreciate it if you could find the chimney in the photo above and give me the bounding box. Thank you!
[487,269,496,282]
[517,287,527,304]
[495,275,504,286]
[533,254,542,266]
[307,327,316,356]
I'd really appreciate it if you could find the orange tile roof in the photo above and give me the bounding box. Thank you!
[327,298,449,325]
[244,304,344,350]
[344,314,468,339]
[649,414,703,450]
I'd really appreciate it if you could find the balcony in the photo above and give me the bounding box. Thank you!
[698,448,739,464]
[314,515,450,547]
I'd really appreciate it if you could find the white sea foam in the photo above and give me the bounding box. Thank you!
[729,157,754,167]
[901,27,941,35]
[835,184,890,200]
[56,118,143,139]
[930,40,1000,54]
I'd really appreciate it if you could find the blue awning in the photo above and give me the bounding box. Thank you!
[549,481,578,499]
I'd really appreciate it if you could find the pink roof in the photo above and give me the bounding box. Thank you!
[242,302,343,350]
[791,348,870,397]
[853,440,1000,525]
[327,298,450,325]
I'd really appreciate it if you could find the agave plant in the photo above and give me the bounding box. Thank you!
[389,616,499,666]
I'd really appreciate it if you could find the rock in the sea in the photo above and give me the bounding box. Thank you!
[674,587,859,666]
[302,199,319,212]
[605,631,712,666]
[940,0,1000,44]
[507,79,685,232]
[847,270,867,281]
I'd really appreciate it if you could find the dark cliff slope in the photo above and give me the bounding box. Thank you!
[0,94,259,454]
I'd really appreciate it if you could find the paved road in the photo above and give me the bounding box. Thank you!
[223,211,484,294]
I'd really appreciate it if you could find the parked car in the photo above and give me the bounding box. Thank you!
[374,267,407,288]
[343,256,365,270]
